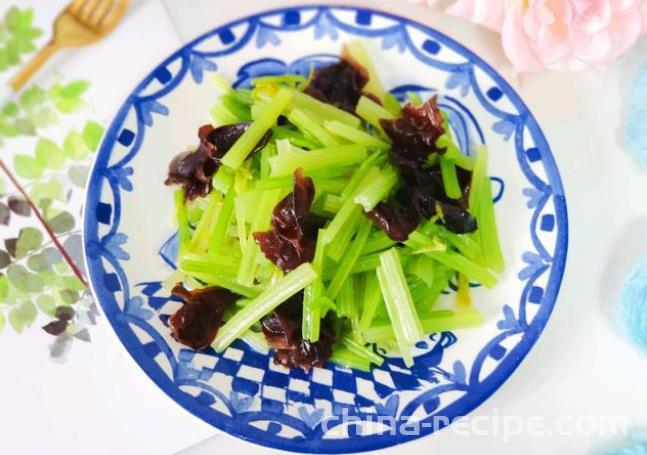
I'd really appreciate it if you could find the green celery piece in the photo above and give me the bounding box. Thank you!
[359,272,383,330]
[383,93,402,117]
[337,277,356,319]
[323,120,390,150]
[327,219,372,298]
[362,231,396,255]
[440,155,462,200]
[252,74,307,87]
[174,189,191,256]
[353,166,399,211]
[180,254,240,280]
[436,111,474,171]
[212,263,317,352]
[363,309,484,343]
[344,41,388,103]
[468,144,488,212]
[303,230,327,341]
[253,175,293,191]
[329,348,372,372]
[376,248,424,367]
[340,151,386,199]
[342,336,384,366]
[352,253,381,274]
[208,184,236,258]
[406,91,423,106]
[240,330,269,354]
[288,88,361,128]
[315,178,347,196]
[427,249,496,288]
[259,143,276,179]
[189,191,222,253]
[221,92,251,121]
[424,222,482,261]
[288,108,340,147]
[184,271,262,298]
[212,166,234,193]
[326,206,362,262]
[321,194,343,214]
[269,144,367,177]
[409,254,435,287]
[272,125,319,149]
[222,88,293,170]
[210,104,238,125]
[356,96,394,135]
[477,177,505,272]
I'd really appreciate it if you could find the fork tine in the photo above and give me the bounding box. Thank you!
[68,0,87,14]
[87,0,114,27]
[79,0,101,21]
[99,0,129,31]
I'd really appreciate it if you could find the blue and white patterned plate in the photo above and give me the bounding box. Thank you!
[83,6,568,453]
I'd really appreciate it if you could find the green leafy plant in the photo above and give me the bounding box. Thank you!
[0,7,42,72]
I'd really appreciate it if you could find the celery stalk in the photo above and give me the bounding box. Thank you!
[184,271,261,298]
[356,96,394,134]
[212,263,317,352]
[330,348,372,372]
[344,41,387,103]
[287,88,361,128]
[327,219,372,298]
[269,144,367,177]
[468,145,488,212]
[362,231,396,255]
[427,249,497,288]
[221,88,293,170]
[440,155,462,200]
[189,191,222,253]
[288,108,340,147]
[376,248,424,367]
[326,206,362,261]
[477,177,505,272]
[407,91,423,106]
[342,336,384,366]
[337,277,355,319]
[174,189,190,256]
[324,120,390,150]
[359,272,382,330]
[180,254,240,280]
[303,230,326,341]
[207,185,235,258]
[353,166,399,211]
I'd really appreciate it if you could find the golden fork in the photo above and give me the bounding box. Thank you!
[9,0,130,92]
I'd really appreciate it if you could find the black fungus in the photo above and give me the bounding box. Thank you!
[165,123,271,200]
[304,58,369,113]
[169,284,239,350]
[253,169,319,271]
[366,202,420,242]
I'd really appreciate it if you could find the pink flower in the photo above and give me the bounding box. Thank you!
[416,0,647,72]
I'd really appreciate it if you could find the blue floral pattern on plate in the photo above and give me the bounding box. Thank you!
[83,7,568,453]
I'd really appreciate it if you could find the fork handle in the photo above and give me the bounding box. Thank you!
[9,43,60,92]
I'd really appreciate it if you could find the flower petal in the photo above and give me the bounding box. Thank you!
[501,5,544,72]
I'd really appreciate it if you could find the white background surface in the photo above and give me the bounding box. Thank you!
[1,1,647,454]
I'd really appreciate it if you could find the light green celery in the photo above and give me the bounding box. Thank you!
[240,330,269,354]
[221,93,251,121]
[207,185,236,258]
[477,177,505,272]
[212,263,317,352]
[210,104,238,125]
[352,253,381,274]
[211,73,234,93]
[322,194,343,214]
[259,143,276,179]
[337,277,355,319]
[407,91,423,106]
[377,248,424,367]
[359,272,382,330]
[383,93,402,117]
[329,348,372,372]
[180,254,240,280]
[174,189,191,256]
[408,277,432,304]
[222,88,293,170]
[252,74,307,87]
[353,166,399,211]
[272,126,319,149]
[288,108,340,147]
[288,88,361,128]
[340,152,386,199]
[440,155,462,199]
[184,271,261,298]
[342,336,384,366]
[434,112,474,171]
[253,176,293,191]
[212,166,234,193]
[363,309,484,343]
[356,96,394,134]
[344,41,387,103]
[327,219,372,298]
[468,144,488,211]
[315,178,347,195]
[276,138,293,155]
[189,191,222,253]
[409,254,435,287]
[269,144,367,177]
[327,206,362,262]
[424,223,482,261]
[303,230,326,341]
[362,231,396,255]
[426,249,497,288]
[323,120,390,150]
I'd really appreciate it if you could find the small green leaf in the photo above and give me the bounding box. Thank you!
[50,81,89,113]
[30,179,65,204]
[4,7,20,31]
[48,211,75,234]
[15,227,43,258]
[60,80,89,98]
[68,165,88,188]
[35,137,66,170]
[82,120,104,152]
[19,86,46,109]
[36,294,56,317]
[8,300,37,333]
[30,106,58,128]
[7,264,43,293]
[63,131,88,160]
[0,275,8,300]
[62,275,86,292]
[14,154,43,179]
[59,289,79,304]
[3,102,19,117]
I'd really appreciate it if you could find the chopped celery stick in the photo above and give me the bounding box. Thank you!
[408,277,432,304]
[377,248,424,367]
[436,111,474,171]
[409,254,435,287]
[315,178,346,195]
[328,219,372,298]
[407,91,423,106]
[276,138,293,155]
[352,253,381,274]
[185,271,261,298]
[362,231,396,255]
[180,255,240,280]
[359,273,382,330]
[288,108,340,147]
[288,88,361,128]
[272,126,319,149]
[174,189,191,256]
[330,348,372,372]
[477,177,505,272]
[356,95,394,134]
[252,74,307,87]
[252,188,282,232]
[322,194,343,214]
[440,155,462,199]
[344,41,387,103]
[384,93,402,117]
[340,152,386,199]
[337,277,356,319]
[457,273,471,308]
[303,230,326,341]
[354,166,398,211]
[211,73,234,93]
[327,206,362,261]
[189,191,222,253]
[241,330,269,353]
[363,309,484,343]
[323,120,390,149]
[222,88,293,170]
[208,185,235,258]
[406,231,447,253]
[162,269,186,292]
[426,249,497,288]
[342,336,384,366]
[212,166,234,193]
[259,143,275,179]
[269,144,367,177]
[426,224,481,261]
[253,176,293,191]
[221,93,251,121]
[212,263,317,352]
[210,104,238,125]
[468,145,488,211]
